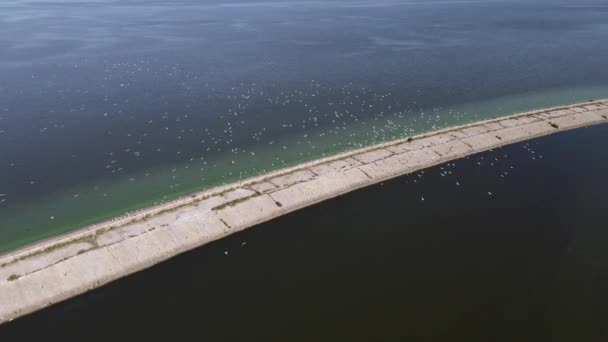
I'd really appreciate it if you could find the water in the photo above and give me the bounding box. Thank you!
[2,123,607,340]
[1,0,608,252]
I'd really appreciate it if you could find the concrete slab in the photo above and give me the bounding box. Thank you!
[594,108,608,117]
[309,157,360,176]
[460,125,490,137]
[386,141,416,154]
[353,148,393,164]
[269,170,316,188]
[462,132,503,150]
[484,122,504,131]
[493,125,531,142]
[522,121,555,136]
[543,109,574,119]
[249,181,276,194]
[214,195,279,229]
[515,116,540,125]
[358,154,410,180]
[399,148,441,168]
[269,168,370,209]
[550,112,604,129]
[497,118,522,128]
[431,140,473,158]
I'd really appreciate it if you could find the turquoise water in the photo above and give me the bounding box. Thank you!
[1,0,608,252]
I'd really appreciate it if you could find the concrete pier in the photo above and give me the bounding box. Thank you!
[1,100,607,324]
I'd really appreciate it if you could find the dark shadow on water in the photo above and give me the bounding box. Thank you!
[2,124,608,340]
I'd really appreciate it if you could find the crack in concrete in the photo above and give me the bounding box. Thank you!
[12,225,162,281]
[266,175,319,193]
[459,139,474,149]
[357,167,374,180]
[219,218,232,230]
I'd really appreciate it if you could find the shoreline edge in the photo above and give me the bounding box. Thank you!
[1,99,607,324]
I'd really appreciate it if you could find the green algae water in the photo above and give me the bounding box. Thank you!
[1,0,608,252]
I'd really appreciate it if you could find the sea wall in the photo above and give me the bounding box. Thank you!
[1,100,607,324]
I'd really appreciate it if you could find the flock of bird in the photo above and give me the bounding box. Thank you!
[403,141,545,203]
[0,77,542,225]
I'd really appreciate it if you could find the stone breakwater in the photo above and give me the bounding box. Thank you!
[1,100,607,324]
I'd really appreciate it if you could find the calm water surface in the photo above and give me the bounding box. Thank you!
[1,123,607,340]
[1,0,608,250]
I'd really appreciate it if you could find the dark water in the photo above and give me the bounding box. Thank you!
[2,124,607,341]
[1,0,608,251]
